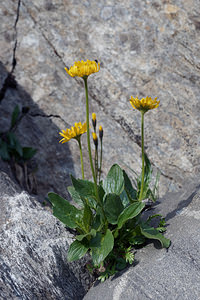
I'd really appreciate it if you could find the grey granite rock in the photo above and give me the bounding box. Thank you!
[0,0,17,73]
[0,1,200,299]
[1,0,199,199]
[0,171,94,300]
[84,179,200,300]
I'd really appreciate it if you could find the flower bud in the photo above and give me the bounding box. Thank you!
[92,132,98,148]
[92,113,96,130]
[99,125,103,140]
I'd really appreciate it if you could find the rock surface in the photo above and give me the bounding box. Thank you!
[0,0,200,198]
[0,171,94,300]
[0,0,200,299]
[84,179,200,300]
[0,61,74,200]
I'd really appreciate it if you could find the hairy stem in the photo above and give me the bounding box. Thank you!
[83,78,98,195]
[83,77,107,225]
[99,139,103,183]
[94,147,98,180]
[139,111,145,201]
[77,138,84,179]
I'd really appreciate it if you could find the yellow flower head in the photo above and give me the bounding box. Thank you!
[59,122,87,143]
[130,96,160,113]
[65,60,100,78]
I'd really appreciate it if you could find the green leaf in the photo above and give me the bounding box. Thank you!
[140,226,170,248]
[71,176,100,209]
[83,203,93,232]
[7,132,23,157]
[116,257,127,270]
[117,202,145,229]
[89,232,102,248]
[7,132,15,147]
[128,225,145,245]
[98,184,105,202]
[0,141,10,160]
[104,193,124,224]
[76,229,96,241]
[94,206,106,230]
[71,176,96,199]
[67,240,88,261]
[146,188,155,202]
[135,154,153,200]
[67,185,83,207]
[15,140,23,157]
[144,153,152,185]
[103,164,124,195]
[146,214,162,225]
[129,235,146,245]
[123,170,137,202]
[152,171,160,201]
[127,225,146,245]
[11,105,20,128]
[22,147,37,160]
[91,229,114,265]
[120,190,130,207]
[125,249,135,264]
[48,192,83,229]
[92,214,101,231]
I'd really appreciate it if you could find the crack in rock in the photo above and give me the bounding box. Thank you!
[12,0,21,72]
[22,1,65,65]
[29,112,69,127]
[0,0,21,103]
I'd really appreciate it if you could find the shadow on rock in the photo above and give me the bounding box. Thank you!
[0,61,75,202]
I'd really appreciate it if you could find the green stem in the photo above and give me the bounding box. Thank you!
[94,126,98,179]
[83,78,99,195]
[94,147,98,179]
[83,77,107,226]
[77,138,84,179]
[139,111,145,201]
[99,139,103,183]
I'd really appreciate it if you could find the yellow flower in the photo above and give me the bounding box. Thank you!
[59,122,87,143]
[65,60,100,78]
[130,96,160,113]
